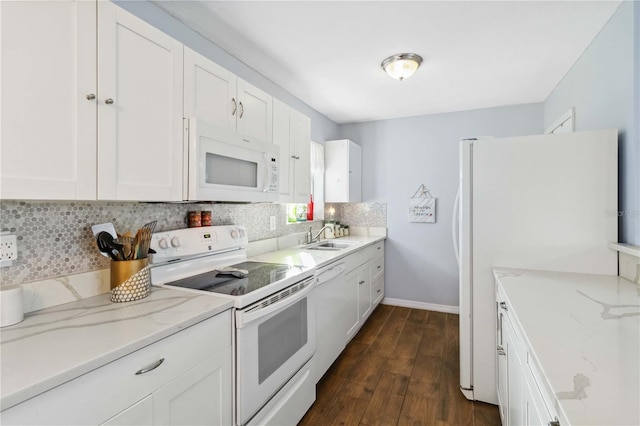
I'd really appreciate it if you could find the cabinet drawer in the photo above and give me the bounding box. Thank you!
[1,310,232,426]
[372,275,384,305]
[372,256,384,281]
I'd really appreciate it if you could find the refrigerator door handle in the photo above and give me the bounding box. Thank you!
[452,186,461,265]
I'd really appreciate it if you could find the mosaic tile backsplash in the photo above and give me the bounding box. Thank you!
[325,203,387,228]
[0,200,385,286]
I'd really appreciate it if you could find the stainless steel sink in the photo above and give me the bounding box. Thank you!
[304,241,358,251]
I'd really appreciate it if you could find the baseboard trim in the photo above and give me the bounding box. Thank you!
[381,297,459,314]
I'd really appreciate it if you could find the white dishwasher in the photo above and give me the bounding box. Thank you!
[313,260,347,383]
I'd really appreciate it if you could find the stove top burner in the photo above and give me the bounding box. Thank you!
[165,261,307,296]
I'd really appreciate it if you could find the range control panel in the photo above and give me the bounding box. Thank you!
[149,225,248,263]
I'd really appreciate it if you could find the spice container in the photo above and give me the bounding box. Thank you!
[201,210,212,227]
[344,225,350,236]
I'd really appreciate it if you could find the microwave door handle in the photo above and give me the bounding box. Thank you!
[262,152,271,193]
[236,277,315,327]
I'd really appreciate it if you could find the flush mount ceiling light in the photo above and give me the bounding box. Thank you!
[381,53,423,81]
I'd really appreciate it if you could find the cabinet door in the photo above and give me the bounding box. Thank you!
[153,351,232,426]
[183,47,236,131]
[504,317,524,426]
[345,269,360,342]
[236,78,273,143]
[290,108,311,203]
[0,0,96,200]
[100,397,153,426]
[348,141,362,202]
[496,311,509,425]
[358,262,372,321]
[273,99,293,201]
[97,2,184,201]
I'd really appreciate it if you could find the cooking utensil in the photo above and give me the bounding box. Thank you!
[97,232,124,261]
[92,223,118,257]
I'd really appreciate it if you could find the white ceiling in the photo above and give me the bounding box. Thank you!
[153,1,622,124]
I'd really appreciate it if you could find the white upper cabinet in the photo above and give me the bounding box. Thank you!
[273,99,311,203]
[0,1,184,202]
[184,47,273,144]
[97,2,184,201]
[324,139,362,203]
[0,0,97,200]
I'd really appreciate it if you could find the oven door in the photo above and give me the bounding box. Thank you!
[235,276,316,425]
[186,118,279,202]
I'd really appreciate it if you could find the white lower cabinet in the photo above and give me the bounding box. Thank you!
[1,311,232,426]
[496,285,558,426]
[344,241,384,343]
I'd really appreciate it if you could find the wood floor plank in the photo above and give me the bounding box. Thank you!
[406,308,430,327]
[397,393,440,426]
[360,372,409,426]
[384,323,422,377]
[473,402,502,426]
[406,353,442,399]
[353,304,394,345]
[417,325,445,358]
[424,310,447,330]
[368,306,411,358]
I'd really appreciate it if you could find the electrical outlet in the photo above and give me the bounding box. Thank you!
[269,216,277,231]
[0,233,18,267]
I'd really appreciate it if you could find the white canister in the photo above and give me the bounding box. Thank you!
[324,222,335,239]
[1,285,24,327]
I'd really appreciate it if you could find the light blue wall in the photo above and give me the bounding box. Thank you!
[339,104,543,308]
[113,1,340,143]
[544,1,639,245]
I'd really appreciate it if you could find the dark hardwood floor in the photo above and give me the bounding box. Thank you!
[299,305,501,426]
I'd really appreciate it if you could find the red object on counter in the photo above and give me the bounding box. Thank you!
[307,195,314,221]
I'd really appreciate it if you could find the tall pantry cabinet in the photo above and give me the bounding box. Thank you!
[0,1,184,201]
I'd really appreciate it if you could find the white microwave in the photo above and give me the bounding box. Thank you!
[185,118,279,202]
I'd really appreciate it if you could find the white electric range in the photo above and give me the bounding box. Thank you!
[149,225,317,426]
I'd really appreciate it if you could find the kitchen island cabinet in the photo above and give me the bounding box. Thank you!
[494,268,640,426]
[0,288,233,426]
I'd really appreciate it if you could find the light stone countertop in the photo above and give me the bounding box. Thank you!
[494,268,640,426]
[0,287,233,411]
[250,235,386,268]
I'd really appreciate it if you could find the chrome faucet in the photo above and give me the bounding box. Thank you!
[306,225,330,244]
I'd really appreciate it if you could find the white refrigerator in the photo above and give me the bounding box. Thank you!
[454,129,618,404]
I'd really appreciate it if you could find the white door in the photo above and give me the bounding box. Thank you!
[0,0,96,200]
[97,2,184,201]
[236,78,273,144]
[153,352,232,426]
[183,47,236,131]
[290,108,311,203]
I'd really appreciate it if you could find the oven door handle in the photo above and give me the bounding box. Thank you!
[236,277,315,328]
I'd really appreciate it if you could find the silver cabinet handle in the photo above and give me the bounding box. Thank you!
[291,155,300,160]
[86,93,96,100]
[548,419,560,426]
[499,301,508,311]
[359,280,365,285]
[377,246,381,250]
[376,289,381,293]
[238,101,244,118]
[377,265,381,269]
[105,98,114,105]
[497,345,506,356]
[135,358,164,375]
[231,98,237,115]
